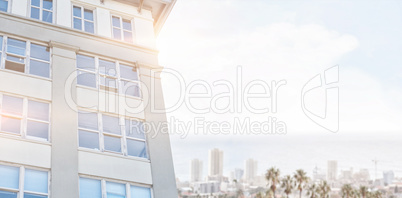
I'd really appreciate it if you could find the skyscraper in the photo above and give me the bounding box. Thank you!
[0,0,177,197]
[244,158,258,182]
[208,148,224,177]
[191,159,203,182]
[327,160,338,181]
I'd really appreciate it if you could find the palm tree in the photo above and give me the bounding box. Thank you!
[281,175,295,198]
[317,181,331,198]
[266,167,281,198]
[237,189,244,198]
[306,183,318,198]
[372,191,382,198]
[351,189,360,198]
[294,169,309,198]
[341,184,353,198]
[359,186,369,198]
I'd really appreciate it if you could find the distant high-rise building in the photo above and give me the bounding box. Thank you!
[234,168,244,181]
[208,148,224,176]
[244,158,258,182]
[191,159,203,182]
[327,160,338,181]
[383,170,395,186]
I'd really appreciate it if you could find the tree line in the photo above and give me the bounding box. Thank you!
[259,167,383,198]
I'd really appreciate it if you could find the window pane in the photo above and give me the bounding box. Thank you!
[0,0,8,12]
[6,54,24,64]
[100,77,117,90]
[73,6,81,17]
[84,9,93,21]
[77,55,95,71]
[120,81,140,97]
[0,36,3,49]
[7,38,26,56]
[5,59,25,73]
[1,116,21,134]
[28,100,49,121]
[80,178,102,198]
[99,59,116,76]
[84,21,94,34]
[113,28,121,40]
[30,7,40,20]
[102,115,120,134]
[130,186,151,198]
[43,0,52,10]
[119,64,138,80]
[79,130,99,149]
[74,18,82,30]
[24,169,48,193]
[106,182,125,197]
[31,44,50,61]
[30,60,50,78]
[0,165,19,189]
[2,95,23,115]
[24,194,47,198]
[127,139,147,158]
[125,120,145,139]
[27,120,49,140]
[31,0,39,7]
[42,10,52,23]
[104,135,121,153]
[123,31,132,43]
[0,191,17,198]
[122,19,131,31]
[77,70,96,88]
[78,111,98,130]
[112,16,120,28]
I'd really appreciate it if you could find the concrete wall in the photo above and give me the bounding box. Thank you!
[50,42,80,198]
[0,137,51,168]
[140,66,179,198]
[78,151,153,184]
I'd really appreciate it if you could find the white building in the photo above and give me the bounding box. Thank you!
[383,170,395,186]
[0,0,177,197]
[191,159,203,182]
[327,160,338,181]
[208,148,224,177]
[244,158,258,183]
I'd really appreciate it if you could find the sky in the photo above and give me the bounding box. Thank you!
[156,0,402,181]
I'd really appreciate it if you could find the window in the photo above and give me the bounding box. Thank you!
[130,186,151,198]
[79,177,152,198]
[30,0,53,23]
[78,110,148,159]
[73,6,94,34]
[79,178,102,198]
[125,119,147,158]
[0,0,8,12]
[0,164,49,198]
[0,94,50,141]
[112,16,133,43]
[76,54,141,98]
[106,182,126,198]
[0,36,50,78]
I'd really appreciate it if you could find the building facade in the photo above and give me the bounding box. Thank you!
[190,159,203,183]
[208,148,223,177]
[244,158,257,183]
[327,160,338,181]
[0,0,177,197]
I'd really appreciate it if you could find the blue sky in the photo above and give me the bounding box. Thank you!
[157,0,402,181]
